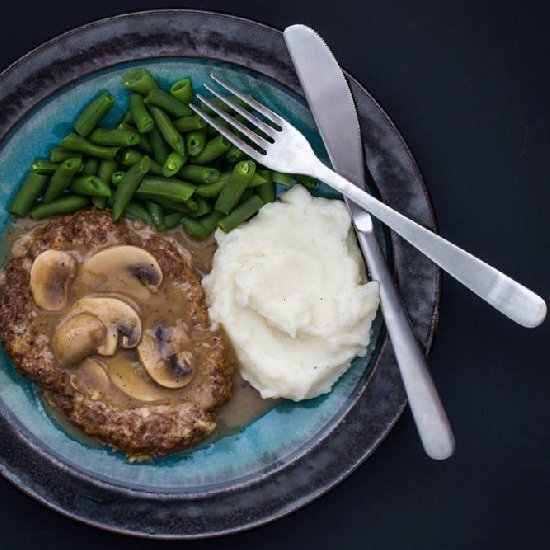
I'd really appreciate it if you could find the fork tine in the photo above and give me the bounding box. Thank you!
[211,74,283,126]
[196,93,271,151]
[203,83,278,139]
[188,104,264,162]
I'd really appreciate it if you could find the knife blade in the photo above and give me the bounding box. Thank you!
[284,24,455,460]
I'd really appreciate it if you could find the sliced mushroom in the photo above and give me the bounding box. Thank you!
[137,323,194,389]
[52,312,107,366]
[69,358,110,399]
[79,246,163,297]
[108,353,171,402]
[68,296,142,356]
[30,250,77,310]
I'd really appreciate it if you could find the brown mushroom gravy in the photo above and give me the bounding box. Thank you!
[2,218,276,448]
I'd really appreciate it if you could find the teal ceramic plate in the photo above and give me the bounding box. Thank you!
[0,10,439,538]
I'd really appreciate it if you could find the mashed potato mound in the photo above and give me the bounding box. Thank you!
[202,185,380,401]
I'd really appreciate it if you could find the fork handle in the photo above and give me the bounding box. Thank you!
[352,208,455,459]
[313,162,546,328]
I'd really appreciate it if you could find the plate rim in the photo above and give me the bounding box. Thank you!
[0,8,440,539]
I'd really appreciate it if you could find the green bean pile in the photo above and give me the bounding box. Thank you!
[8,68,318,239]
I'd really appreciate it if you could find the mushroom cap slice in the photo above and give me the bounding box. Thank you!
[108,353,173,402]
[68,296,142,356]
[137,324,193,389]
[69,358,110,399]
[30,250,77,310]
[79,245,163,298]
[52,312,108,366]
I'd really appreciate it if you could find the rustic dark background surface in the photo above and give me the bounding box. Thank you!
[0,1,548,548]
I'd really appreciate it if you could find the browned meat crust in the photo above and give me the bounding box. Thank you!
[0,210,234,459]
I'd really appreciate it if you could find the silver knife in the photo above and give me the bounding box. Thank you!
[284,24,455,460]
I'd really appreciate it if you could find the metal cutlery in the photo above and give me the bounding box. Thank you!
[190,75,546,332]
[284,24,454,460]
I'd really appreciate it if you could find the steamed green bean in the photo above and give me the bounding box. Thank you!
[163,212,183,229]
[194,171,265,198]
[272,171,294,186]
[122,68,159,95]
[215,160,256,214]
[60,133,119,160]
[162,151,186,178]
[194,195,212,217]
[111,171,126,185]
[186,198,198,212]
[173,115,206,133]
[50,148,82,163]
[193,135,231,164]
[122,111,134,124]
[199,210,224,235]
[272,172,318,188]
[30,195,89,220]
[120,149,163,174]
[239,187,255,205]
[69,176,112,197]
[153,197,195,214]
[180,165,220,184]
[31,160,60,174]
[112,156,151,222]
[136,176,196,203]
[218,195,264,233]
[130,94,154,133]
[209,171,265,187]
[9,173,48,216]
[145,201,165,230]
[149,126,170,165]
[116,122,136,132]
[170,78,192,104]
[149,107,185,155]
[82,158,99,176]
[247,172,268,187]
[98,159,117,183]
[225,145,247,163]
[43,157,83,203]
[74,91,115,137]
[90,128,141,147]
[92,197,107,210]
[125,200,151,223]
[186,129,207,157]
[145,88,192,118]
[137,132,153,154]
[257,170,275,203]
[295,174,319,189]
[195,179,226,198]
[180,217,208,240]
[120,149,143,167]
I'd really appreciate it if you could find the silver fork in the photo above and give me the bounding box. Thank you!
[190,75,546,330]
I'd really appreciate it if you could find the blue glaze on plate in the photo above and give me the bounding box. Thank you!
[0,59,384,492]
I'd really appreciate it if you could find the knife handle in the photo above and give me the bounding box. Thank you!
[350,206,455,460]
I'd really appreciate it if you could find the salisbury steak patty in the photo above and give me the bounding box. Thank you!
[0,210,235,459]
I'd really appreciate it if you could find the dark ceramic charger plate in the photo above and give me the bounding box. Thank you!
[0,10,439,538]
